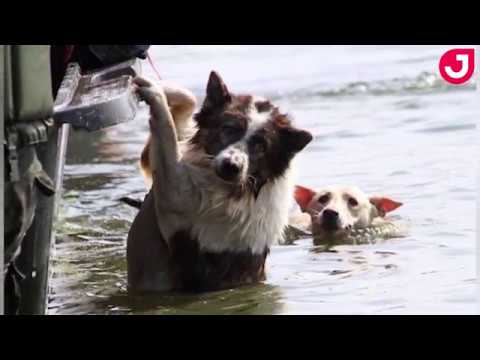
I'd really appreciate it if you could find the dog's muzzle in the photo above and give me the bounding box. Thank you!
[214,148,247,183]
[321,209,340,232]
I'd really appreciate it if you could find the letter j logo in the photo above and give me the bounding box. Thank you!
[439,48,475,85]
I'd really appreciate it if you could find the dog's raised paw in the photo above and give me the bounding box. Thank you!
[136,86,167,108]
[135,85,155,100]
[132,76,154,88]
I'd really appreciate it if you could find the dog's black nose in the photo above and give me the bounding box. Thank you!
[217,159,241,181]
[322,209,339,231]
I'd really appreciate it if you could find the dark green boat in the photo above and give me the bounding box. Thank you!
[2,45,147,314]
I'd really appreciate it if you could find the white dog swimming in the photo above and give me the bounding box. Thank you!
[290,184,404,245]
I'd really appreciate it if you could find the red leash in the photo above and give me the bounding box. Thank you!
[146,51,163,81]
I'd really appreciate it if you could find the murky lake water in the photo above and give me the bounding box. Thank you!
[48,45,479,315]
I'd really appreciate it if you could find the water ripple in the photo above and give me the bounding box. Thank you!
[270,72,476,101]
[413,124,476,134]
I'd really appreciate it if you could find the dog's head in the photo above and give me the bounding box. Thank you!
[294,185,402,235]
[191,71,313,197]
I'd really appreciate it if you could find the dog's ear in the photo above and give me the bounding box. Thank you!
[205,71,231,106]
[370,197,403,217]
[279,127,313,154]
[294,185,316,212]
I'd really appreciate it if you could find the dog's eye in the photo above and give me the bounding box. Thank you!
[250,137,267,155]
[318,194,330,204]
[348,197,358,207]
[220,125,242,142]
[222,125,241,135]
[253,143,266,154]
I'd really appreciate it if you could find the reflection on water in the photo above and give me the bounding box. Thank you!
[48,45,478,315]
[94,283,285,315]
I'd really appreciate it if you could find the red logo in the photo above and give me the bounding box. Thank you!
[439,48,475,85]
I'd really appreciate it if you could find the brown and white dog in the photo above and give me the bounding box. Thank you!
[292,185,403,244]
[127,72,312,293]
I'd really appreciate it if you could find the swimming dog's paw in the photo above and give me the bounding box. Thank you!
[159,81,197,109]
